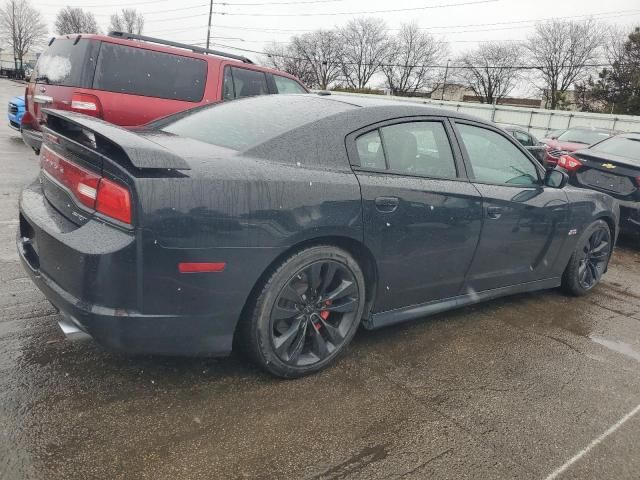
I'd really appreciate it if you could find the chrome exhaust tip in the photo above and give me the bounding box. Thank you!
[58,316,92,342]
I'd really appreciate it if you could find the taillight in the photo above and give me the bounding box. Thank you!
[71,92,102,118]
[635,176,640,187]
[557,155,582,172]
[41,145,100,209]
[21,110,35,128]
[96,178,131,224]
[40,145,132,224]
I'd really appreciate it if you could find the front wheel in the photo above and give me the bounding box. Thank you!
[241,246,366,378]
[562,220,612,296]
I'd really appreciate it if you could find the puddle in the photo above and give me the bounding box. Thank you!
[589,335,640,363]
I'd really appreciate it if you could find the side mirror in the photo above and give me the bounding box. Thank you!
[545,168,568,188]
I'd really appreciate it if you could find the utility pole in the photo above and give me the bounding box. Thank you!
[206,0,213,50]
[441,59,450,101]
[11,0,17,72]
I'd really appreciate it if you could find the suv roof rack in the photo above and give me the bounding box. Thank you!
[108,31,254,64]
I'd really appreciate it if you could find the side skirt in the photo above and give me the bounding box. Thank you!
[366,277,561,330]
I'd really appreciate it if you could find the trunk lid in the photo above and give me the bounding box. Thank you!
[39,109,191,227]
[573,150,640,200]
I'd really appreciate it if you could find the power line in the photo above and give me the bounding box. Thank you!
[148,7,640,35]
[212,0,498,16]
[207,40,625,70]
[225,0,345,4]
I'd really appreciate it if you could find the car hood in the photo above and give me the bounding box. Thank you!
[10,96,24,107]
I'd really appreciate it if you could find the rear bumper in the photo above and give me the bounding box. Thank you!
[17,254,233,355]
[17,182,235,356]
[21,126,42,153]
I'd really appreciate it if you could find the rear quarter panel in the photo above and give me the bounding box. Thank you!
[559,186,620,270]
[136,151,362,316]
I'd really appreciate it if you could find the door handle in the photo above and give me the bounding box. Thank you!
[374,196,399,213]
[487,206,503,219]
[33,95,53,104]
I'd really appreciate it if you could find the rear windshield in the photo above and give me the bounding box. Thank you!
[93,43,207,102]
[158,95,354,151]
[590,136,640,162]
[34,38,99,87]
[557,129,611,145]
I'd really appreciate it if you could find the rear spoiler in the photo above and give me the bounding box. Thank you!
[42,109,191,170]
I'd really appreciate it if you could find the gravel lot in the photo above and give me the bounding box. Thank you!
[1,79,639,480]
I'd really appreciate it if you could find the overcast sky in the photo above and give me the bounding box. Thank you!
[36,0,640,53]
[35,0,640,93]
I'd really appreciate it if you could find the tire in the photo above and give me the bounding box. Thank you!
[240,245,366,378]
[562,219,612,296]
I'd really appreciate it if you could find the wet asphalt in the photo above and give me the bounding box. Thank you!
[1,79,640,480]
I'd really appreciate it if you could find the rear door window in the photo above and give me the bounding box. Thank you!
[273,75,306,94]
[93,43,207,102]
[34,38,99,87]
[228,67,269,99]
[512,130,533,147]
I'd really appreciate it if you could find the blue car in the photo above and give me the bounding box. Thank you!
[8,95,25,131]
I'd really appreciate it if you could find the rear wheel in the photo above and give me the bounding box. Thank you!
[562,220,612,296]
[241,246,366,378]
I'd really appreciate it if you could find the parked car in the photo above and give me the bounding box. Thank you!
[548,129,567,139]
[499,124,546,163]
[18,95,619,378]
[541,127,617,167]
[21,31,308,154]
[8,95,25,130]
[556,132,640,233]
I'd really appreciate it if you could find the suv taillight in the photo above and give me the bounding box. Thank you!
[71,92,103,118]
[41,145,131,224]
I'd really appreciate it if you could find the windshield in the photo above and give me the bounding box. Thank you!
[557,129,612,145]
[591,136,640,162]
[159,95,354,151]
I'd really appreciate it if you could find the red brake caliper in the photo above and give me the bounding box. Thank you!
[314,300,331,331]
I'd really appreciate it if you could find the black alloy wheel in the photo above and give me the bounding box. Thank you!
[270,260,360,366]
[242,246,366,378]
[562,220,612,296]
[577,225,611,290]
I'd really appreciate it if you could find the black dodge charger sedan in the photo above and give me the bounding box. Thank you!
[18,94,619,378]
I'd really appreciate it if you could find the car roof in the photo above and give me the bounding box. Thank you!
[564,126,615,133]
[616,132,640,140]
[497,124,528,133]
[47,34,304,83]
[310,93,486,123]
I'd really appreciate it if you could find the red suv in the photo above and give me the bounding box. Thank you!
[22,31,308,154]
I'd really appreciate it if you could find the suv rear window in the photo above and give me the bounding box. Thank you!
[159,95,353,151]
[93,43,207,102]
[34,38,99,87]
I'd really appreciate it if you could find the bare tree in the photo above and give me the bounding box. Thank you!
[525,19,604,109]
[263,42,316,88]
[456,42,523,104]
[109,8,144,35]
[291,30,343,89]
[382,23,445,95]
[0,0,47,71]
[55,7,99,35]
[339,17,390,89]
